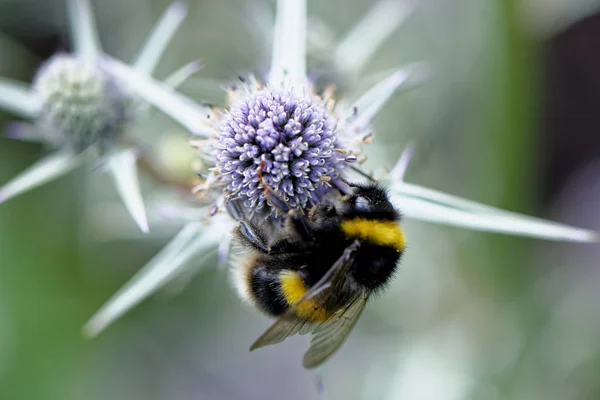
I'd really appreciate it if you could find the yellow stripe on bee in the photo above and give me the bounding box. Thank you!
[279,271,331,322]
[341,218,406,251]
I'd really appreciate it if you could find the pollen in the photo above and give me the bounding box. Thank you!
[341,218,406,251]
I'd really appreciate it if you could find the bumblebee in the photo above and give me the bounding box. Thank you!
[227,179,406,369]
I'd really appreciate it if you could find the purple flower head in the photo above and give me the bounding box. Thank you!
[215,88,345,211]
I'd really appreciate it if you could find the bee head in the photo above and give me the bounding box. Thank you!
[344,184,400,221]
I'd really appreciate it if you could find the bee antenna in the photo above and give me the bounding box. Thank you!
[349,166,377,183]
[337,175,358,188]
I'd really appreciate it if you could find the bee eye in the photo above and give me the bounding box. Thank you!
[355,196,370,212]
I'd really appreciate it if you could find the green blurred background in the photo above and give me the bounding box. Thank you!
[1,0,600,399]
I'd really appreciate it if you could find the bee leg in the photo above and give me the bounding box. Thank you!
[225,197,244,221]
[267,209,315,255]
[286,208,315,243]
[264,189,291,213]
[237,220,270,254]
[258,161,291,213]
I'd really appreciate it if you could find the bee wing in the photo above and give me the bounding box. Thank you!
[298,324,315,335]
[302,293,368,369]
[250,319,315,349]
[250,241,360,351]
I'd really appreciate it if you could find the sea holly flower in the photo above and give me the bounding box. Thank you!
[0,0,198,232]
[216,85,346,211]
[83,0,599,338]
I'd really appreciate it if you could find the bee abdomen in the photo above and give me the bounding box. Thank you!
[249,264,289,316]
[279,270,331,322]
[248,264,333,322]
